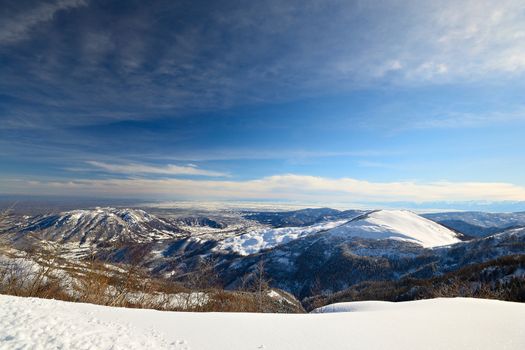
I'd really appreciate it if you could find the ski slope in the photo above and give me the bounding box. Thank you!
[328,209,461,247]
[1,295,524,350]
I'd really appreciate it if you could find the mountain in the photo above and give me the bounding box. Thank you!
[176,217,226,229]
[304,251,525,310]
[326,210,461,248]
[8,207,184,245]
[423,211,525,237]
[215,210,459,257]
[216,218,353,256]
[209,214,524,298]
[2,206,524,303]
[243,208,364,227]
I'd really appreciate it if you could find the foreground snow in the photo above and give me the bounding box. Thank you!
[1,296,524,350]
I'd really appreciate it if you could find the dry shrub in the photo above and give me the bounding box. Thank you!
[0,233,302,313]
[202,290,259,312]
[0,247,70,301]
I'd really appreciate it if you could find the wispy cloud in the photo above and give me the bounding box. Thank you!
[85,161,228,177]
[406,110,525,130]
[3,0,525,130]
[4,174,525,203]
[140,149,400,162]
[370,0,525,82]
[0,0,87,44]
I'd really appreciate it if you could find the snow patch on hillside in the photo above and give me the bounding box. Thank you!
[216,219,348,255]
[1,295,524,350]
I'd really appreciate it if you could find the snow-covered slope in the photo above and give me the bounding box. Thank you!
[13,207,182,244]
[327,210,461,248]
[214,210,460,255]
[1,295,524,350]
[312,300,400,313]
[216,219,349,255]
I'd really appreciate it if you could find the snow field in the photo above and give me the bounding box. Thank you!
[217,219,349,255]
[1,295,524,350]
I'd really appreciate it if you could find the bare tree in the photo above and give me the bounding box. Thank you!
[253,260,270,312]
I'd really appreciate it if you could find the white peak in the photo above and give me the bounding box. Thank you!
[56,208,157,229]
[329,209,461,248]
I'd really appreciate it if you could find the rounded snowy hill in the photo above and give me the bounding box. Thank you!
[217,209,461,256]
[326,209,461,248]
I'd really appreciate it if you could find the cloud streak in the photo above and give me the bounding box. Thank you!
[401,109,525,131]
[4,174,525,203]
[86,161,228,177]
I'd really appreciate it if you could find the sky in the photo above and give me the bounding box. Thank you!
[1,0,525,210]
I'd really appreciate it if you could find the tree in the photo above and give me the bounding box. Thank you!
[253,260,270,312]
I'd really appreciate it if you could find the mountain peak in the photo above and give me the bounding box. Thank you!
[328,209,461,248]
[16,207,180,245]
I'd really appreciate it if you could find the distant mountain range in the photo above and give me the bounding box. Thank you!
[423,211,525,237]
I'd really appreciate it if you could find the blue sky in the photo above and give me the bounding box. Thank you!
[1,0,525,210]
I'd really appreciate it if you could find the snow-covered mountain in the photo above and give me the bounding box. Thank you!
[327,210,462,248]
[216,218,352,255]
[2,206,524,301]
[423,211,525,237]
[243,208,364,227]
[11,207,183,244]
[215,210,460,256]
[206,212,524,298]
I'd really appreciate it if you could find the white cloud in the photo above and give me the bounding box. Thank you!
[330,0,525,83]
[5,174,525,203]
[86,161,228,177]
[401,0,525,81]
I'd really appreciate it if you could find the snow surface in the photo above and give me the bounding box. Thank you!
[217,219,348,255]
[1,295,524,350]
[328,209,461,247]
